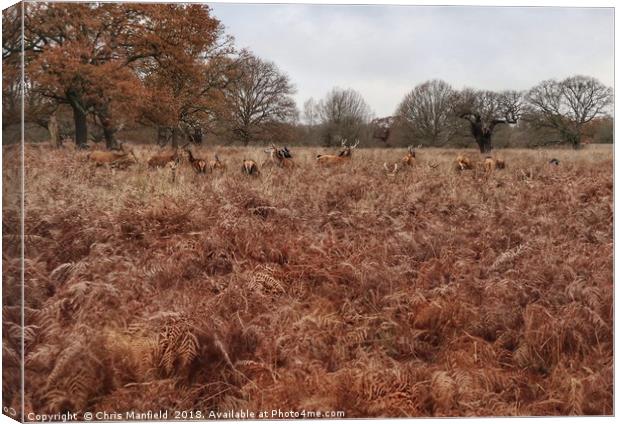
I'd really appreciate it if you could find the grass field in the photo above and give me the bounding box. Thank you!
[2,143,613,418]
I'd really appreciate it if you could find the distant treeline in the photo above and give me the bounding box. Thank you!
[2,3,613,151]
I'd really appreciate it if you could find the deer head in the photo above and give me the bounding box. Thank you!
[338,138,359,157]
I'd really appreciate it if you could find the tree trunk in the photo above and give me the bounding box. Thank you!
[97,110,119,150]
[157,127,169,147]
[192,127,203,144]
[572,129,582,150]
[102,124,119,150]
[71,103,88,149]
[237,127,250,146]
[475,133,493,154]
[462,115,496,154]
[171,126,180,148]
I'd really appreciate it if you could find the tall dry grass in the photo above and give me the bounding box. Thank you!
[2,143,613,418]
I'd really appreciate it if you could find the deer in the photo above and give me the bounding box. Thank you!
[182,143,207,174]
[208,154,226,172]
[384,145,416,175]
[263,144,294,168]
[87,142,138,168]
[241,159,260,176]
[455,153,474,171]
[401,145,416,167]
[316,138,359,166]
[167,160,178,183]
[483,156,506,174]
[148,146,180,168]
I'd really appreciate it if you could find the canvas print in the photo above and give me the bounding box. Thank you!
[1,1,614,421]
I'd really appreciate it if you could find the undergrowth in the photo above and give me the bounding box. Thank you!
[2,144,613,417]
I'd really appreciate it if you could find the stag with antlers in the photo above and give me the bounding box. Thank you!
[316,138,360,166]
[263,144,294,168]
[402,145,416,167]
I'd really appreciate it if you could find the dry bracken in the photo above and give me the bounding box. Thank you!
[3,144,612,417]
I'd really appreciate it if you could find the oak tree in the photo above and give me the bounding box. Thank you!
[456,89,523,153]
[525,76,613,149]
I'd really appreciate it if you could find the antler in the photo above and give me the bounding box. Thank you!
[383,163,398,175]
[351,139,360,149]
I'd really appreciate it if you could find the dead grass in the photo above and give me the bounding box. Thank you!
[2,143,613,417]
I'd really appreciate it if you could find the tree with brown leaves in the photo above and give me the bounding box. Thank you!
[138,4,235,147]
[24,3,149,148]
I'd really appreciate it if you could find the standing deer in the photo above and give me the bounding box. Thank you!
[263,144,294,168]
[242,159,260,176]
[182,143,207,173]
[168,160,178,182]
[208,154,226,172]
[316,138,360,166]
[401,145,416,166]
[483,156,506,174]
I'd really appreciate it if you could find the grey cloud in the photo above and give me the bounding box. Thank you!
[209,4,613,117]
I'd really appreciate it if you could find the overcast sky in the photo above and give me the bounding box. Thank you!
[208,4,614,118]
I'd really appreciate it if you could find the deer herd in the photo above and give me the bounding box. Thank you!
[85,137,517,179]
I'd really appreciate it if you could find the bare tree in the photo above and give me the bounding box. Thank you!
[525,75,613,149]
[303,98,319,126]
[318,88,372,146]
[455,89,523,153]
[222,53,298,145]
[396,79,457,146]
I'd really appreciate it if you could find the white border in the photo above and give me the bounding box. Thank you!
[0,2,615,424]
